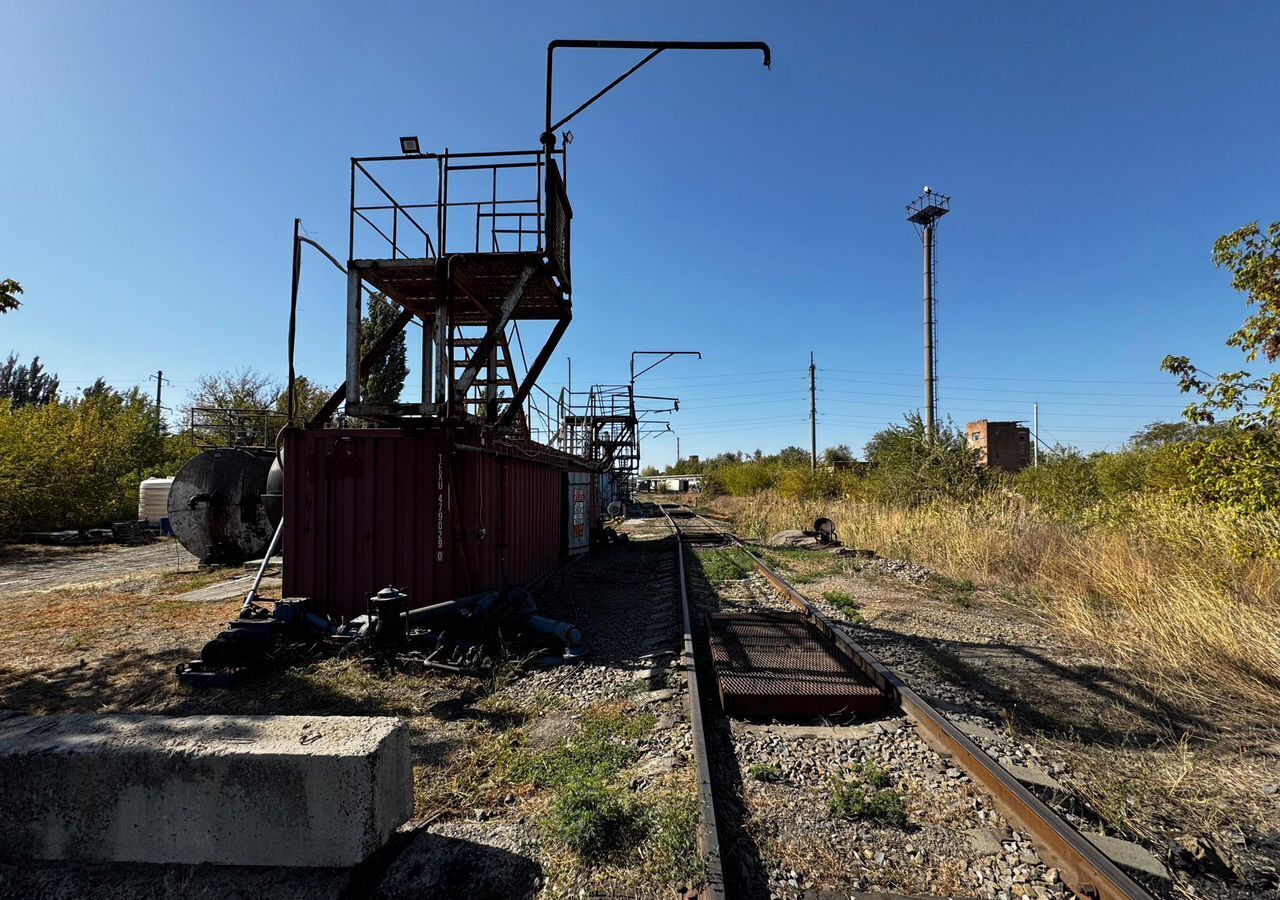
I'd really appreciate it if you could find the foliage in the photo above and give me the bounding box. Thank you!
[822,443,855,466]
[545,780,638,861]
[0,386,166,536]
[184,366,279,415]
[0,353,60,408]
[274,375,334,425]
[0,279,22,314]
[1016,446,1101,521]
[1163,220,1280,428]
[859,412,986,505]
[1170,427,1280,513]
[359,293,408,406]
[749,762,783,783]
[828,775,906,827]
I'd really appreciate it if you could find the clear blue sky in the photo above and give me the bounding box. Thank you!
[4,0,1276,470]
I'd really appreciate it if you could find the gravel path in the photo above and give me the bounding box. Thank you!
[0,541,199,598]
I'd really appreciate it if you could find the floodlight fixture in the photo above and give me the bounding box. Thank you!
[399,136,421,155]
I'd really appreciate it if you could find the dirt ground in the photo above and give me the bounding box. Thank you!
[4,520,1279,899]
[0,528,694,900]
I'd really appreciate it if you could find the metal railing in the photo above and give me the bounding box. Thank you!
[349,147,571,288]
[188,407,288,450]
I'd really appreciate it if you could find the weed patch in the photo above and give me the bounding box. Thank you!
[546,780,639,861]
[931,575,977,608]
[828,779,907,827]
[749,762,783,783]
[822,590,864,623]
[644,788,704,885]
[696,548,754,583]
[506,703,656,792]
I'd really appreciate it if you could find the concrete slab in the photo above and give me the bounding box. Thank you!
[172,575,282,603]
[963,826,1009,857]
[1000,761,1067,792]
[738,717,907,741]
[1084,833,1171,880]
[0,714,412,867]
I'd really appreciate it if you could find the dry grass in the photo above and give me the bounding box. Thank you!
[725,491,1280,727]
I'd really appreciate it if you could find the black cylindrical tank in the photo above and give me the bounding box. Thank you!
[168,448,275,562]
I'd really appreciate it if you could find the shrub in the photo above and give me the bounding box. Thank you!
[749,762,783,782]
[546,780,638,861]
[828,779,907,827]
[0,389,186,537]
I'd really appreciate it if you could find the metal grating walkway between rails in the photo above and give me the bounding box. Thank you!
[706,609,887,718]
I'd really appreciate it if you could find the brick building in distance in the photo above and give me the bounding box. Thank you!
[966,419,1031,472]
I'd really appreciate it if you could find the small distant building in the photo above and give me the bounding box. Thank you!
[966,420,1030,473]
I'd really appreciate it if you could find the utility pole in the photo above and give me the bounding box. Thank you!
[809,352,817,471]
[1033,402,1040,468]
[148,370,167,437]
[906,188,951,441]
[676,436,680,467]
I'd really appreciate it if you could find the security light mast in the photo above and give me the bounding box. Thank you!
[906,187,951,440]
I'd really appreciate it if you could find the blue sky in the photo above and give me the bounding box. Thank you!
[3,0,1277,469]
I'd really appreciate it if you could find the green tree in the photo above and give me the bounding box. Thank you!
[359,293,408,405]
[181,367,282,447]
[1016,446,1101,520]
[275,375,333,424]
[822,444,855,467]
[862,413,984,505]
[0,385,167,536]
[1128,420,1223,449]
[0,354,60,407]
[1163,221,1280,428]
[0,279,22,314]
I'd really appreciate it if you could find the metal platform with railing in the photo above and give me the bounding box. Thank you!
[341,146,574,427]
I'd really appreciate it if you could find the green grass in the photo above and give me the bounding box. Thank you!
[749,762,783,783]
[822,589,864,623]
[507,704,656,791]
[546,780,639,861]
[696,547,755,583]
[828,780,907,827]
[645,789,705,885]
[827,761,904,826]
[932,574,977,608]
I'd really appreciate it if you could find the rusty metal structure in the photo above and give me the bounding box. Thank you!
[272,41,770,615]
[706,610,885,717]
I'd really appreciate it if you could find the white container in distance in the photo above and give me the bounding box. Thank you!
[138,477,174,531]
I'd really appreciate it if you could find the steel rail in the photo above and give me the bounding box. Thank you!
[656,503,727,900]
[672,503,1155,900]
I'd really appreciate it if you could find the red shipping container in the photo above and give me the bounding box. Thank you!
[283,428,566,621]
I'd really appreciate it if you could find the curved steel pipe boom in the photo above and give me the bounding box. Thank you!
[543,39,772,145]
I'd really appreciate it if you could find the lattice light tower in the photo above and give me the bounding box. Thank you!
[906,187,950,440]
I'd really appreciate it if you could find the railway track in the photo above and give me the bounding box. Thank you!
[656,499,1155,900]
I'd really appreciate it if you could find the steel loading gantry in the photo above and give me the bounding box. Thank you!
[304,41,769,443]
[321,143,572,434]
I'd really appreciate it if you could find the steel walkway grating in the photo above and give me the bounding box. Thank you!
[706,610,887,718]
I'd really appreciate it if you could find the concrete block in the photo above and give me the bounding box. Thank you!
[0,714,412,867]
[1000,761,1067,792]
[1085,833,1171,880]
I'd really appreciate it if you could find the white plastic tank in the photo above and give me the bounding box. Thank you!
[138,477,174,525]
